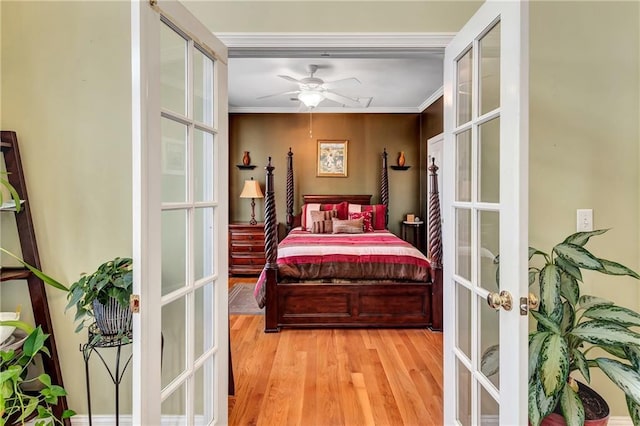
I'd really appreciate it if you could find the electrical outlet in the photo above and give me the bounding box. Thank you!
[577,209,593,232]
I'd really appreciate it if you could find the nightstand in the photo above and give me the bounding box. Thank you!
[401,220,424,253]
[229,223,265,276]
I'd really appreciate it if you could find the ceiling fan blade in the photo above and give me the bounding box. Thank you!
[257,90,300,100]
[323,91,363,107]
[278,75,303,84]
[322,77,361,88]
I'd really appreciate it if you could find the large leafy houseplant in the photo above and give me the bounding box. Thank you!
[526,229,640,425]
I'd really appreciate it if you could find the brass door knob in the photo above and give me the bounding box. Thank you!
[487,290,513,311]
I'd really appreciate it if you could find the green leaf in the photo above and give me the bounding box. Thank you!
[62,409,76,419]
[531,310,561,334]
[596,358,640,406]
[560,302,575,333]
[563,229,609,246]
[626,346,640,370]
[534,378,560,421]
[578,295,613,310]
[584,304,640,327]
[529,247,548,260]
[571,320,640,347]
[554,243,603,270]
[37,373,51,387]
[0,319,34,335]
[571,348,590,383]
[560,381,585,426]
[540,264,562,323]
[626,394,640,426]
[480,344,499,378]
[0,248,69,292]
[529,268,538,287]
[599,258,640,279]
[529,332,550,380]
[540,333,570,397]
[559,274,580,307]
[556,256,583,282]
[529,380,543,426]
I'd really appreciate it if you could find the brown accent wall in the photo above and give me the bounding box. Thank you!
[419,96,444,249]
[230,113,421,235]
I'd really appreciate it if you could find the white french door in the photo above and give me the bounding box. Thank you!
[132,1,229,424]
[443,1,528,425]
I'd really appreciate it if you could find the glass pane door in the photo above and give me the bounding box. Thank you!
[443,2,529,425]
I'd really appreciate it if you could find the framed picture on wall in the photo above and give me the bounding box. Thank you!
[317,140,348,177]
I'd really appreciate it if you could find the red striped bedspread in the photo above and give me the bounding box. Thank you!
[254,228,431,308]
[278,229,431,281]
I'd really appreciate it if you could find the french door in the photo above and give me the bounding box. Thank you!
[443,1,529,425]
[132,1,229,424]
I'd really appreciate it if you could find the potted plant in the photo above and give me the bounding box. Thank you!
[484,229,640,426]
[0,322,76,425]
[65,257,133,336]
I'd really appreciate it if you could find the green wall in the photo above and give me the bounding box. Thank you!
[1,0,133,415]
[529,1,640,415]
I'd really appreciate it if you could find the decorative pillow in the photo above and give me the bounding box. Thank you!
[348,203,387,230]
[320,201,348,220]
[348,211,373,232]
[301,201,348,230]
[310,210,337,233]
[331,218,364,234]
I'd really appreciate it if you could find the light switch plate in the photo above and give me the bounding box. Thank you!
[577,209,593,232]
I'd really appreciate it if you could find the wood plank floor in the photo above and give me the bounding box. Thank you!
[228,313,444,425]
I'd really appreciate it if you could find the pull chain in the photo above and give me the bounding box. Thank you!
[309,110,313,139]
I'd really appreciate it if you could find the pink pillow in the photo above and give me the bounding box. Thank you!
[348,204,386,230]
[301,201,349,230]
[349,211,373,232]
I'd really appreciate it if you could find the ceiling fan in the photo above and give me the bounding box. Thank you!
[257,64,372,109]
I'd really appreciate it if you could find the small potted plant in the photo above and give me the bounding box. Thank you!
[65,257,133,336]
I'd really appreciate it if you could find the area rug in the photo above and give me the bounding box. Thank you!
[229,283,264,315]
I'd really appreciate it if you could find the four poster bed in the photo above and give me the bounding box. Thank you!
[254,148,443,332]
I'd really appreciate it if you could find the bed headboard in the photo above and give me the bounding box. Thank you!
[302,194,372,205]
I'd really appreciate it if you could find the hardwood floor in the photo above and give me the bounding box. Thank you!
[228,309,444,425]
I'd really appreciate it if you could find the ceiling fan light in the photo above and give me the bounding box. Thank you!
[298,90,324,108]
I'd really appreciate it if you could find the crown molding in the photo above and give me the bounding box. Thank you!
[217,32,455,51]
[418,86,444,112]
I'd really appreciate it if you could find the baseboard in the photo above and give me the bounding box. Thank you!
[36,413,632,425]
[66,414,204,425]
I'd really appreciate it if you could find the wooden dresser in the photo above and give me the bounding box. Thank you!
[228,223,265,276]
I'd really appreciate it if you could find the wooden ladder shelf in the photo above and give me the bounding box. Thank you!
[1,130,69,424]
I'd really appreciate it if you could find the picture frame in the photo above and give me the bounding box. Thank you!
[317,140,348,177]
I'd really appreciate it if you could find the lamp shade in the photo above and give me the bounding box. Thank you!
[239,178,264,199]
[298,90,325,108]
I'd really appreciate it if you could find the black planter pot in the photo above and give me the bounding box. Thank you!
[92,297,132,336]
[541,381,610,426]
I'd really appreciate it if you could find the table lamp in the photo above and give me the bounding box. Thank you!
[239,177,264,225]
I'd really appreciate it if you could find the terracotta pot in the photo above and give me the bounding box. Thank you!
[540,382,609,426]
[242,151,251,166]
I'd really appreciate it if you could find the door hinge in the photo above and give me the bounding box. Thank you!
[130,294,140,313]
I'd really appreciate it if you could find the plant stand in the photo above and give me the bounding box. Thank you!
[80,323,133,426]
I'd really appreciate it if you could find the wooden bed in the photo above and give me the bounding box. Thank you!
[259,149,443,332]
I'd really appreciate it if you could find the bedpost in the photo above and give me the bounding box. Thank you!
[286,148,294,233]
[381,148,389,228]
[264,157,279,332]
[428,157,443,331]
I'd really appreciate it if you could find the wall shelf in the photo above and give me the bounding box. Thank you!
[390,165,411,171]
[236,164,257,170]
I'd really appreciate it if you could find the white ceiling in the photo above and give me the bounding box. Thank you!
[217,34,452,114]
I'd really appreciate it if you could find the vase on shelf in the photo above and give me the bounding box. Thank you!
[242,151,251,166]
[397,151,406,167]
